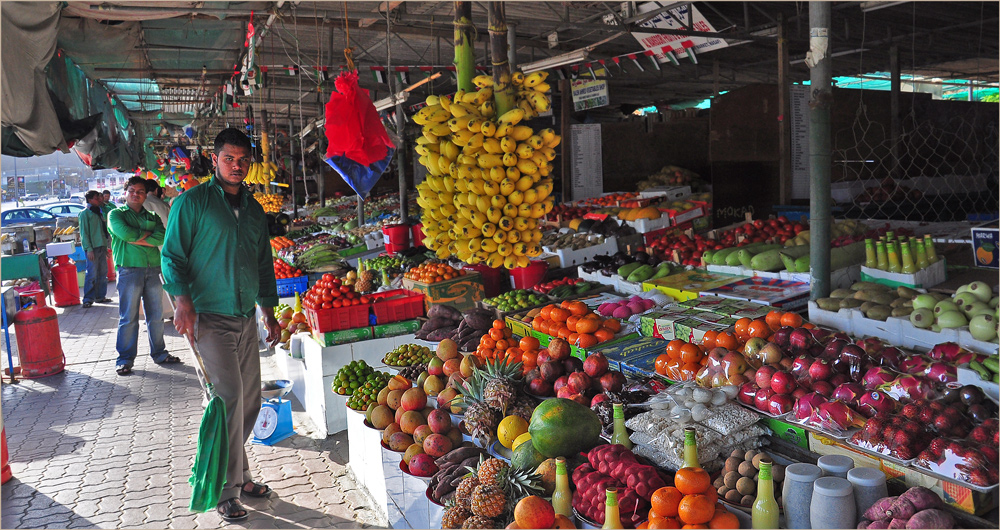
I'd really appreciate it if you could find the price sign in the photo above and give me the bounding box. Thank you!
[570,123,603,202]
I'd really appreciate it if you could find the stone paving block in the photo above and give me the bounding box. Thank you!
[144,502,175,522]
[167,514,199,529]
[120,506,148,528]
[96,494,125,514]
[20,514,76,528]
[71,499,102,518]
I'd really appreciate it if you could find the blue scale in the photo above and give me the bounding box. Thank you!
[252,380,296,445]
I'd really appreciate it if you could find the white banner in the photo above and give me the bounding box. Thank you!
[571,68,609,112]
[629,2,729,61]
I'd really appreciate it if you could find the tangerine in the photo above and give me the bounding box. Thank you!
[765,310,784,332]
[550,308,570,323]
[747,319,771,339]
[594,328,615,343]
[708,511,739,529]
[650,487,683,518]
[677,495,715,525]
[577,333,598,349]
[654,354,670,375]
[556,326,572,340]
[603,319,622,332]
[679,362,701,381]
[714,332,738,351]
[679,343,703,364]
[493,319,505,329]
[567,333,580,345]
[781,312,804,328]
[576,316,601,335]
[521,350,538,366]
[648,516,681,529]
[700,330,718,350]
[540,305,555,320]
[802,322,816,329]
[733,318,752,340]
[674,467,711,495]
[566,301,589,316]
[566,315,582,332]
[682,525,708,529]
[519,337,540,351]
[666,339,686,357]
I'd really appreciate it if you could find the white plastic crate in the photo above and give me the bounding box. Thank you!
[851,310,904,344]
[639,186,691,200]
[781,264,862,290]
[860,259,946,289]
[615,277,646,295]
[624,215,672,234]
[707,263,783,280]
[578,267,618,287]
[807,300,856,335]
[957,364,999,402]
[956,328,1000,355]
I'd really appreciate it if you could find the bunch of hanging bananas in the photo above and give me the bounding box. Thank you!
[472,71,553,118]
[245,132,279,187]
[412,71,560,269]
[54,226,76,235]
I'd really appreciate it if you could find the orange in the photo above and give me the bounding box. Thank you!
[489,328,505,341]
[666,339,686,357]
[522,350,538,367]
[655,354,670,375]
[682,525,708,529]
[677,495,715,525]
[532,318,545,332]
[674,468,711,495]
[577,333,598,349]
[566,315,582,332]
[480,336,496,349]
[638,523,650,530]
[650,487,683,518]
[747,319,771,339]
[708,511,739,529]
[493,319,505,330]
[550,308,570,323]
[567,333,580,346]
[495,339,510,351]
[603,319,621,333]
[733,318,752,340]
[714,331,738,351]
[700,330,718,350]
[575,317,601,335]
[679,362,701,381]
[802,322,816,330]
[566,301,589,316]
[765,310,784,332]
[781,312,804,328]
[679,343,703,364]
[540,305,555,321]
[557,326,572,340]
[648,516,681,529]
[519,337,540,351]
[594,328,615,343]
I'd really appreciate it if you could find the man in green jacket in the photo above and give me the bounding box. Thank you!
[108,177,179,375]
[78,190,111,307]
[161,128,280,522]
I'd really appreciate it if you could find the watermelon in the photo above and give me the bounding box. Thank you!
[528,398,603,458]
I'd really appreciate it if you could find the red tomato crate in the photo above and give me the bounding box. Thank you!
[304,304,369,333]
[370,289,425,324]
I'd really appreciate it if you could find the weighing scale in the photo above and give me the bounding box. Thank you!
[252,380,296,445]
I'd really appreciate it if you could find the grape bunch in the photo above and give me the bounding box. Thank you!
[347,372,391,411]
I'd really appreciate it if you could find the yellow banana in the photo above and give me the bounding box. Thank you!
[515,143,534,159]
[451,129,475,146]
[482,137,503,154]
[479,120,497,137]
[425,94,440,106]
[517,159,538,175]
[500,137,517,154]
[544,133,561,148]
[502,153,519,167]
[509,125,534,141]
[473,87,493,106]
[449,115,475,132]
[533,82,551,93]
[473,75,494,88]
[511,71,525,85]
[523,71,548,88]
[498,108,525,126]
[476,154,504,169]
[467,118,485,133]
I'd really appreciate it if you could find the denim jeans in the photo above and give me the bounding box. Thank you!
[82,247,108,304]
[116,267,168,367]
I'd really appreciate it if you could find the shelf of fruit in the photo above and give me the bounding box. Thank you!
[532,277,605,298]
[482,290,551,315]
[404,262,467,284]
[383,344,435,367]
[274,298,310,348]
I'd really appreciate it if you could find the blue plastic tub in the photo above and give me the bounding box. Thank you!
[276,276,308,297]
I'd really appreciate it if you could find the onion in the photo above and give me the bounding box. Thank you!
[690,403,711,422]
[711,390,728,406]
[669,405,692,424]
[720,385,740,399]
[692,387,714,404]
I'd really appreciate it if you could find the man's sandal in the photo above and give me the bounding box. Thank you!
[242,481,272,498]
[216,498,249,522]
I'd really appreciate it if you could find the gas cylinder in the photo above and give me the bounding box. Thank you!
[106,250,116,282]
[1,414,11,484]
[13,290,65,379]
[50,255,80,307]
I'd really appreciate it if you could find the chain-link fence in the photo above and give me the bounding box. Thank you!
[834,96,999,222]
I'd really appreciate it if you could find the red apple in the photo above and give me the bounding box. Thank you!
[812,380,834,397]
[768,394,795,415]
[744,337,769,367]
[789,327,815,352]
[792,387,808,400]
[809,358,834,382]
[739,382,759,406]
[756,365,777,389]
[770,370,798,395]
[755,388,776,411]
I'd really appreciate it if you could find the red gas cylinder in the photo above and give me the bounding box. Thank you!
[50,255,80,307]
[13,290,65,379]
[106,250,116,281]
[1,418,11,484]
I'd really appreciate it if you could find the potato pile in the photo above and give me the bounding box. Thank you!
[712,449,785,508]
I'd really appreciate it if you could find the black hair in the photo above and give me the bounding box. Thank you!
[102,190,111,195]
[144,179,161,193]
[85,190,100,201]
[214,127,252,154]
[125,176,147,190]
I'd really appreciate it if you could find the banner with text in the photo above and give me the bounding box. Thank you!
[571,68,609,112]
[630,2,729,61]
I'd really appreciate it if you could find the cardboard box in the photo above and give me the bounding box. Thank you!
[701,277,810,311]
[311,326,374,347]
[372,319,421,339]
[637,307,738,342]
[642,270,746,302]
[402,271,484,312]
[971,222,999,269]
[505,316,533,338]
[759,417,809,449]
[676,297,772,320]
[860,259,947,289]
[593,336,670,374]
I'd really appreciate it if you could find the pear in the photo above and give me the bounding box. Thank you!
[937,310,968,329]
[969,314,999,342]
[952,291,980,309]
[912,294,938,311]
[990,296,999,309]
[909,308,935,329]
[933,300,960,316]
[962,302,993,318]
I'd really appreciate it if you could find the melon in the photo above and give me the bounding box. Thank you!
[511,437,547,471]
[527,398,602,458]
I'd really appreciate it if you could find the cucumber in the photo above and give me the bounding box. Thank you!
[969,360,993,381]
[754,244,810,272]
[725,250,744,266]
[983,356,999,373]
[617,262,642,278]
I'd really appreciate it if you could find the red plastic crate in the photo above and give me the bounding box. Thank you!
[304,304,369,333]
[370,289,425,324]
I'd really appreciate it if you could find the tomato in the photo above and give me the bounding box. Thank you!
[322,273,333,283]
[321,302,331,309]
[340,285,351,293]
[360,296,370,304]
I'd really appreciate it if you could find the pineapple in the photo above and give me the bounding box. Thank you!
[442,505,472,529]
[458,375,502,443]
[508,395,535,422]
[454,475,480,510]
[355,259,376,292]
[461,515,497,529]
[477,458,510,489]
[470,484,506,518]
[481,357,523,413]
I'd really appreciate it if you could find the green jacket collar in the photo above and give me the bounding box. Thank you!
[208,175,249,207]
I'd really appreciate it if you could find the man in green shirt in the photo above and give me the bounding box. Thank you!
[78,190,111,307]
[161,128,280,522]
[108,177,178,375]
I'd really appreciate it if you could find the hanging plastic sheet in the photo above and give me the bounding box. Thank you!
[323,70,396,199]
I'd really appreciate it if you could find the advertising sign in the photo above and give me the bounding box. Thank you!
[629,2,730,62]
[571,68,609,112]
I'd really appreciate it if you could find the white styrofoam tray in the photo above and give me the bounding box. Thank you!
[807,300,856,335]
[543,236,618,268]
[624,215,671,234]
[860,259,946,289]
[957,364,1000,402]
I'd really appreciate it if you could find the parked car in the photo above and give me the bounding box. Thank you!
[0,208,57,226]
[21,193,40,202]
[45,203,86,218]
